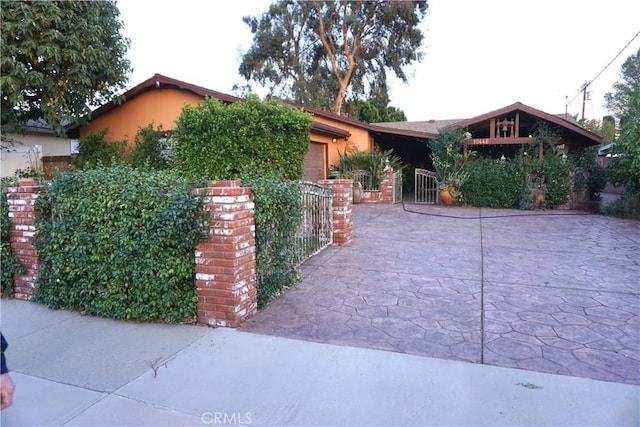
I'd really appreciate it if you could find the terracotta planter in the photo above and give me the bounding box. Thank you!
[439,186,456,206]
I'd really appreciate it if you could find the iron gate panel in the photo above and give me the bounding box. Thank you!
[352,170,376,191]
[294,181,333,264]
[393,170,403,204]
[415,168,438,204]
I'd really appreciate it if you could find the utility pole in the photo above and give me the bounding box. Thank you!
[581,81,592,120]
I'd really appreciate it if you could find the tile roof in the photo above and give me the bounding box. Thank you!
[374,119,466,134]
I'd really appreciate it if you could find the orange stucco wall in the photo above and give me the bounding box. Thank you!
[80,88,205,143]
[310,115,372,169]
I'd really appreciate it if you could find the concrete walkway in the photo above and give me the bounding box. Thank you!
[1,299,639,426]
[241,203,640,385]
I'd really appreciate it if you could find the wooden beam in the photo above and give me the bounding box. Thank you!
[515,112,520,138]
[490,118,495,139]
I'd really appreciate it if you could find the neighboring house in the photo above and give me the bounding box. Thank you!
[73,74,602,183]
[1,119,77,178]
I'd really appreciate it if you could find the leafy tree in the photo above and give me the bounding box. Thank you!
[239,0,428,114]
[0,0,131,138]
[605,48,640,195]
[578,116,616,145]
[344,84,407,122]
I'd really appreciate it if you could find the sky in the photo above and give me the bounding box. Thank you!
[117,0,640,122]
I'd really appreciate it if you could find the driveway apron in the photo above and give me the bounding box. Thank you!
[240,203,640,385]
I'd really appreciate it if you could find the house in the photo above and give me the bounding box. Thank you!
[1,119,78,178]
[18,74,601,186]
[375,102,602,165]
[72,74,377,182]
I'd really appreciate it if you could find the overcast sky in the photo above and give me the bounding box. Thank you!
[117,0,640,122]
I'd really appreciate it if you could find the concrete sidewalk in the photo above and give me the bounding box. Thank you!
[1,299,638,426]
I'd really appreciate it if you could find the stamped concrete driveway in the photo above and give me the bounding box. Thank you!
[240,203,640,385]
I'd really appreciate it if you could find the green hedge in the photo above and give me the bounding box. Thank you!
[34,166,202,322]
[243,175,302,307]
[461,155,572,209]
[172,95,313,181]
[462,158,522,208]
[1,177,22,296]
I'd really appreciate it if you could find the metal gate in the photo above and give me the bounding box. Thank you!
[393,170,403,204]
[415,168,438,204]
[293,181,333,265]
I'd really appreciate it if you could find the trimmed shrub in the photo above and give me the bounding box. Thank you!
[1,177,23,296]
[242,175,302,307]
[172,95,313,181]
[34,166,202,322]
[462,158,522,208]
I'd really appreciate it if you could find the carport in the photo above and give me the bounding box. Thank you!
[241,203,640,385]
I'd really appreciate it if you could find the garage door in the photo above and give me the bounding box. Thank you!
[303,142,325,183]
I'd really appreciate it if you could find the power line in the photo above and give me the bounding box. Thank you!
[567,29,640,106]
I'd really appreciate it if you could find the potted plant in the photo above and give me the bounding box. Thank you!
[428,129,473,206]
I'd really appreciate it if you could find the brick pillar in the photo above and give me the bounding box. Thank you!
[319,179,353,246]
[380,167,395,204]
[3,179,43,300]
[192,181,257,327]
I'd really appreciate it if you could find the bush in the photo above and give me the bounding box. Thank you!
[173,95,313,181]
[527,155,572,208]
[575,148,608,200]
[462,158,522,208]
[1,177,23,296]
[243,175,302,307]
[129,123,173,170]
[338,147,403,190]
[603,193,640,219]
[34,166,202,322]
[74,128,126,169]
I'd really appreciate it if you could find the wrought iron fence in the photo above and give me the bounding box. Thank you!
[292,181,333,265]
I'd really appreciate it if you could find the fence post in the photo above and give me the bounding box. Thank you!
[380,167,394,204]
[318,178,353,246]
[3,179,43,300]
[192,181,257,327]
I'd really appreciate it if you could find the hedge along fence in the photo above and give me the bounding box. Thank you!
[242,175,303,307]
[4,172,355,327]
[33,166,202,322]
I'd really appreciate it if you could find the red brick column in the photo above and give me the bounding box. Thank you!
[3,179,43,300]
[319,179,353,246]
[379,167,395,204]
[192,181,257,327]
